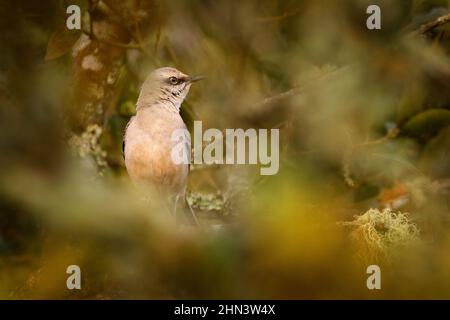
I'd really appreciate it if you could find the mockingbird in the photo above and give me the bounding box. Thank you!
[123,67,203,224]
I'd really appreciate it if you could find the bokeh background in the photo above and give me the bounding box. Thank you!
[1,0,450,299]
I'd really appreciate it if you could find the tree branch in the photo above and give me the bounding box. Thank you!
[410,12,450,37]
[420,12,450,34]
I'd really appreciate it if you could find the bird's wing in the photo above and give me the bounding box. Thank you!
[184,128,192,171]
[122,116,136,161]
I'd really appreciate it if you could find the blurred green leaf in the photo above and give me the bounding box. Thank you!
[419,125,450,177]
[396,82,427,123]
[402,109,450,136]
[118,100,136,117]
[353,184,380,202]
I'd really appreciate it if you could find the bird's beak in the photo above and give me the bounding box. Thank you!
[187,75,206,83]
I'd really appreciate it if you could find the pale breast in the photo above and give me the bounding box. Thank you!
[124,109,190,195]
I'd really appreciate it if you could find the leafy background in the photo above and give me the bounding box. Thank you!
[0,0,450,299]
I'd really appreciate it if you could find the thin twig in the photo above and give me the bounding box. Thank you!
[354,127,400,149]
[419,12,450,34]
[410,12,450,37]
[341,127,401,187]
[154,25,162,54]
[256,8,301,23]
[258,66,348,108]
[164,36,179,65]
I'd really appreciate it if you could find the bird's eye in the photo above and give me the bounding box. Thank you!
[169,76,179,85]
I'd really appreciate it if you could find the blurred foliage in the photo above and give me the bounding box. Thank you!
[1,0,450,299]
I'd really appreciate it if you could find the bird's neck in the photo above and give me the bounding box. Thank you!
[136,101,182,122]
[136,92,182,114]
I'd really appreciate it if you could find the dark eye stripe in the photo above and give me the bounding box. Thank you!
[168,76,185,85]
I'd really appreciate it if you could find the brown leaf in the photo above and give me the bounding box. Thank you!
[45,27,81,61]
[379,181,410,209]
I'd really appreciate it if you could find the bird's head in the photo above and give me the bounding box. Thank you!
[137,67,204,112]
